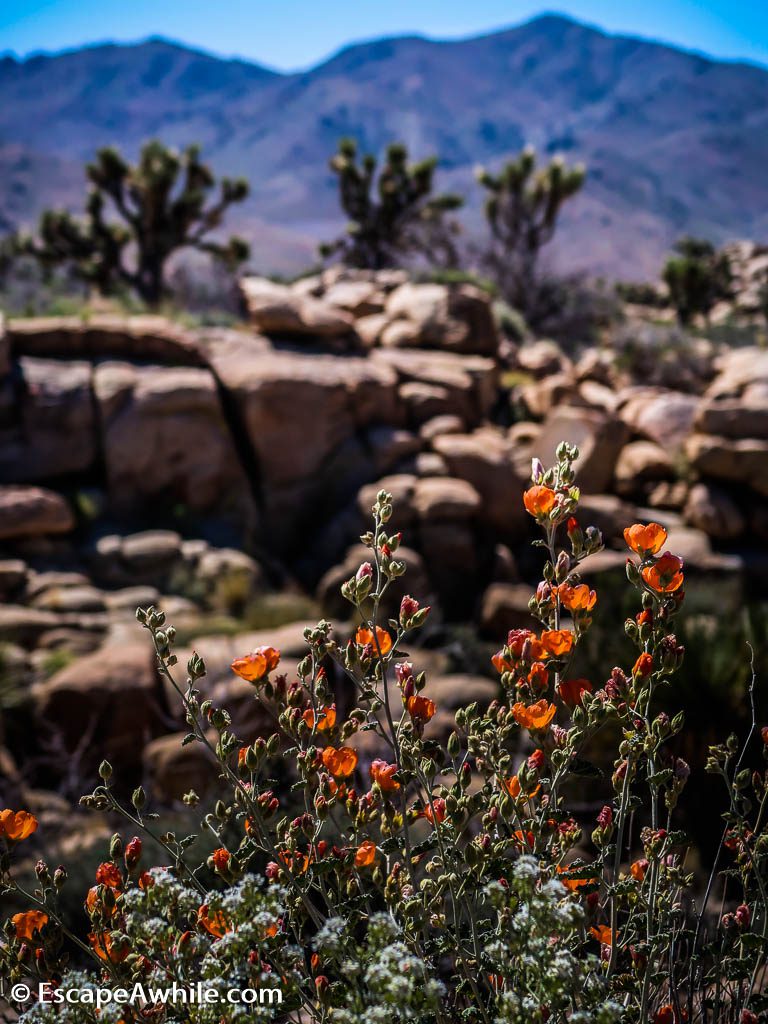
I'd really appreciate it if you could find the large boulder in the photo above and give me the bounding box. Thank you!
[683,482,745,540]
[695,398,768,440]
[0,358,97,481]
[479,583,538,638]
[94,361,254,522]
[204,332,401,548]
[412,477,481,521]
[614,441,674,495]
[432,429,527,536]
[143,732,219,803]
[240,277,355,337]
[383,282,498,356]
[33,642,166,775]
[0,486,74,540]
[619,388,699,453]
[6,315,204,365]
[685,434,768,497]
[534,407,629,493]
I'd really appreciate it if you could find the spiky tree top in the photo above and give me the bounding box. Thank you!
[322,138,463,270]
[662,237,733,324]
[24,140,250,306]
[476,145,585,314]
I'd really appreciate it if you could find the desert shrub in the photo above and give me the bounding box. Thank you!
[1,444,767,1023]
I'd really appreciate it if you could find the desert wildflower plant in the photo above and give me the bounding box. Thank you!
[1,442,767,1022]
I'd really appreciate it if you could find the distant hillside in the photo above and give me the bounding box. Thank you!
[2,14,768,278]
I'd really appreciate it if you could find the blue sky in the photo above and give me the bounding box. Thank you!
[2,0,768,70]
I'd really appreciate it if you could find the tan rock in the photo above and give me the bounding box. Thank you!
[695,399,768,440]
[614,441,674,494]
[0,358,97,480]
[94,362,254,520]
[517,340,572,379]
[322,280,384,316]
[420,415,465,441]
[683,483,745,540]
[6,314,204,365]
[479,583,537,639]
[34,642,164,773]
[412,477,481,520]
[535,407,629,493]
[143,732,219,803]
[0,486,73,540]
[240,277,355,337]
[619,389,699,453]
[685,434,768,496]
[384,282,498,356]
[432,430,527,535]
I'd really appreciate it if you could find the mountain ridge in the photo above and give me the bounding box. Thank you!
[2,13,768,279]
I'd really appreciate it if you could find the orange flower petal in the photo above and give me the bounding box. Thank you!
[523,485,557,518]
[354,840,377,868]
[355,626,393,656]
[321,746,358,778]
[0,809,38,841]
[624,522,667,557]
[12,910,48,942]
[231,646,280,682]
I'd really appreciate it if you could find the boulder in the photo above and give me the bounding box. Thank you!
[517,340,572,379]
[6,315,204,365]
[240,277,355,337]
[419,521,479,616]
[322,280,385,316]
[33,642,165,774]
[143,732,219,803]
[0,486,73,540]
[31,586,107,614]
[384,282,498,356]
[432,430,528,536]
[534,407,629,493]
[683,483,745,540]
[372,348,498,424]
[398,382,457,424]
[0,358,97,480]
[0,559,27,600]
[578,494,638,543]
[695,399,768,440]
[358,473,419,526]
[204,332,400,548]
[614,441,674,495]
[519,374,577,420]
[685,434,768,497]
[412,477,481,521]
[420,415,465,441]
[619,389,699,453]
[0,606,61,645]
[414,452,449,477]
[366,427,422,476]
[479,583,538,638]
[422,674,497,711]
[94,362,254,522]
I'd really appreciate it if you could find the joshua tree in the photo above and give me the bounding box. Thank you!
[476,145,585,318]
[322,138,463,270]
[662,237,733,325]
[23,141,250,306]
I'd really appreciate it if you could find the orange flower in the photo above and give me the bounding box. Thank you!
[423,798,447,825]
[355,626,393,656]
[321,746,358,778]
[557,583,597,612]
[624,522,667,557]
[641,552,684,593]
[231,646,280,682]
[491,650,513,674]
[197,904,230,939]
[85,885,120,918]
[528,661,549,691]
[0,809,38,841]
[556,866,596,892]
[632,653,653,678]
[540,629,574,657]
[354,840,377,868]
[303,705,337,731]
[370,759,400,792]
[557,678,592,708]
[523,485,557,518]
[590,925,614,946]
[513,829,535,850]
[511,700,556,731]
[89,930,129,963]
[12,910,48,942]
[95,862,122,889]
[212,848,230,871]
[503,776,540,800]
[630,859,648,881]
[406,694,436,722]
[654,1007,676,1024]
[138,871,154,891]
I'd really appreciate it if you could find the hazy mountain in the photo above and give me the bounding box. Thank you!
[2,14,768,279]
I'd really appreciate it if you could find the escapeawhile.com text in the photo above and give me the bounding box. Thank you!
[11,982,283,1009]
